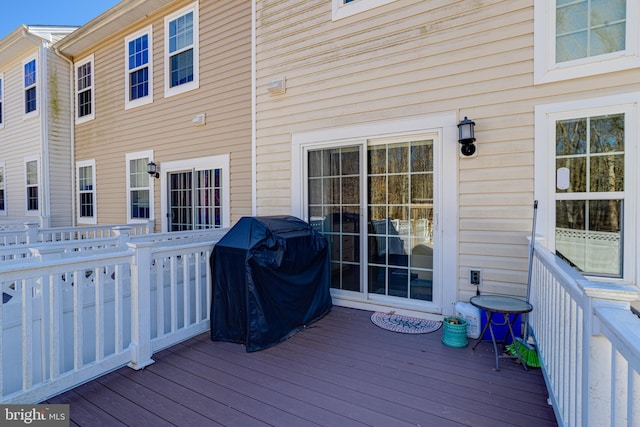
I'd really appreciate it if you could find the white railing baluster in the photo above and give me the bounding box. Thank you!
[195,251,202,324]
[50,274,61,379]
[183,253,189,328]
[73,270,82,370]
[155,257,164,338]
[170,256,178,333]
[95,267,105,361]
[22,279,33,391]
[114,263,124,354]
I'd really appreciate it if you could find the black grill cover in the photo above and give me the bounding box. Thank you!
[210,216,332,352]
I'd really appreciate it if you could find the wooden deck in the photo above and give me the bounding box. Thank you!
[47,306,557,426]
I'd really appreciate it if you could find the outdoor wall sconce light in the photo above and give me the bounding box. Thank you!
[457,116,476,157]
[147,161,159,178]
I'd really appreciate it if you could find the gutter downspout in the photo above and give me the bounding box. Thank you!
[53,47,76,227]
[251,0,257,216]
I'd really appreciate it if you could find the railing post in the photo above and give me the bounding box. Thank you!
[112,226,132,248]
[127,242,154,370]
[24,222,39,244]
[584,285,640,427]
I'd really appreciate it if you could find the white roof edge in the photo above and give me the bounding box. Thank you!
[54,0,172,58]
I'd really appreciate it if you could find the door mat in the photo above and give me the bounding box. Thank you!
[371,311,441,334]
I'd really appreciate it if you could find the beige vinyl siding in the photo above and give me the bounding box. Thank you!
[46,49,73,227]
[71,0,252,228]
[255,0,640,300]
[0,46,42,220]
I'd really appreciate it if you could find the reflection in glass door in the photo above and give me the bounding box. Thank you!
[308,146,361,291]
[307,139,435,303]
[368,141,434,301]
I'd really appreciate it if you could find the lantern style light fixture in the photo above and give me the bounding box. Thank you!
[457,116,476,157]
[147,161,159,178]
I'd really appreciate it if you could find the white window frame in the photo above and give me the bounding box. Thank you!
[164,2,199,98]
[331,0,397,21]
[125,150,154,223]
[125,26,154,110]
[534,0,640,84]
[160,154,230,232]
[75,54,95,123]
[76,159,97,225]
[24,155,39,215]
[0,161,6,215]
[535,93,639,284]
[0,73,4,129]
[23,56,38,119]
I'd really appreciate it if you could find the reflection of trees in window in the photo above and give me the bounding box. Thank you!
[555,113,624,276]
[555,0,626,62]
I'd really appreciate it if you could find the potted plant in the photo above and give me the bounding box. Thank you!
[441,316,468,348]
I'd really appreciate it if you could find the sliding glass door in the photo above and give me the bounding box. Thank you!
[307,138,436,304]
[168,168,222,231]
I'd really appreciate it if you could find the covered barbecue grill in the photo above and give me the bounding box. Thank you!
[210,216,332,352]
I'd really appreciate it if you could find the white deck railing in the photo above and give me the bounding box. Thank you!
[529,243,640,427]
[0,227,228,404]
[0,221,152,246]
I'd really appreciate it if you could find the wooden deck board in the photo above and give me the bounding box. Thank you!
[47,306,557,426]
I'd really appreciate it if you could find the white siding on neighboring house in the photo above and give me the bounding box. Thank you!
[0,27,75,227]
[0,46,42,221]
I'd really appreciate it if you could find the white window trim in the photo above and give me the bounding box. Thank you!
[534,93,639,284]
[125,150,155,223]
[164,2,199,98]
[0,161,6,215]
[76,159,97,225]
[159,154,230,232]
[0,73,4,129]
[23,56,38,120]
[24,155,39,216]
[534,0,640,84]
[291,112,458,315]
[331,0,397,21]
[125,26,154,110]
[75,54,95,124]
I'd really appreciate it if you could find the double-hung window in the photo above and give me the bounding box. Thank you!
[125,26,153,109]
[25,157,39,213]
[76,160,96,224]
[0,73,4,128]
[75,55,94,123]
[0,162,5,214]
[24,58,37,117]
[164,3,199,97]
[534,0,640,83]
[535,94,637,282]
[126,151,153,222]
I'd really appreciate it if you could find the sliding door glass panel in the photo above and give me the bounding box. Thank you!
[308,146,361,292]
